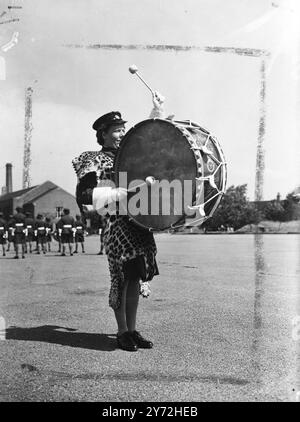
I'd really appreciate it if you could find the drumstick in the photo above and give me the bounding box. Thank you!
[128,65,154,95]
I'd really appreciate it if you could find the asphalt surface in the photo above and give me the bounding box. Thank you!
[0,233,299,402]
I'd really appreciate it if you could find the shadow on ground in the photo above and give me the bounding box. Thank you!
[5,325,116,351]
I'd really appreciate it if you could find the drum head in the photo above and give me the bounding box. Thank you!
[114,119,198,230]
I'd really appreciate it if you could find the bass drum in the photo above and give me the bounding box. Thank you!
[114,118,227,231]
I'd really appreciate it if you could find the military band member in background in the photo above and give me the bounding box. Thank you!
[35,214,47,254]
[12,207,26,259]
[74,214,86,254]
[97,215,108,255]
[24,211,35,254]
[6,214,14,252]
[45,217,53,252]
[53,216,62,253]
[57,208,75,256]
[0,212,8,257]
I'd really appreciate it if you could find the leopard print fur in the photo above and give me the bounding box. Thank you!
[72,150,114,183]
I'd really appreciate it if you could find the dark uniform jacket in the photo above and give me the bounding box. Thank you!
[35,218,47,237]
[25,217,35,232]
[74,146,116,213]
[0,217,7,235]
[75,219,85,233]
[13,212,26,232]
[57,215,75,233]
[76,173,97,212]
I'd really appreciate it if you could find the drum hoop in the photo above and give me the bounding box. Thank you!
[169,124,227,230]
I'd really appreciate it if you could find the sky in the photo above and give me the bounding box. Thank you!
[0,0,299,200]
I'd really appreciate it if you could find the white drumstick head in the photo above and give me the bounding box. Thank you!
[129,64,138,74]
[145,176,156,185]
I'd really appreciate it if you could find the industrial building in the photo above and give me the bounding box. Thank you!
[0,181,79,219]
[0,164,79,219]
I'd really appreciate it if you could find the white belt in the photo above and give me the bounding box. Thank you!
[15,223,24,227]
[0,227,4,229]
[76,226,83,229]
[63,225,72,228]
[38,227,46,230]
[27,225,32,228]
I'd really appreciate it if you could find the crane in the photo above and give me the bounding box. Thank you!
[23,86,33,189]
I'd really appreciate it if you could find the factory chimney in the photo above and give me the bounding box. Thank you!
[5,163,13,193]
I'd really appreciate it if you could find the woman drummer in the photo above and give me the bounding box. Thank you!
[72,92,164,351]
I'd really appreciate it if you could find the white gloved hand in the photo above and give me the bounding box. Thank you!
[93,186,128,215]
[152,90,165,109]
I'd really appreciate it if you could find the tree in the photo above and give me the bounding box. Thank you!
[282,193,300,221]
[203,184,261,231]
[264,200,286,222]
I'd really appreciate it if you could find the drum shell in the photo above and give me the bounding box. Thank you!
[114,119,226,231]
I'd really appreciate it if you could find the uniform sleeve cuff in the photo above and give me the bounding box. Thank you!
[83,205,94,212]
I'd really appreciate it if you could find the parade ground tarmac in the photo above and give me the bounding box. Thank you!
[0,234,299,402]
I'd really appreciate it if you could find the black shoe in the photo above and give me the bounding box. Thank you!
[82,250,85,253]
[73,250,78,254]
[70,253,73,256]
[61,253,66,256]
[14,256,19,259]
[22,255,25,259]
[130,331,153,349]
[97,251,103,255]
[117,332,138,352]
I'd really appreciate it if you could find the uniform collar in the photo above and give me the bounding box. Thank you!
[102,145,118,158]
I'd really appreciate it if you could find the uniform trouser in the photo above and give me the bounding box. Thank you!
[25,232,34,252]
[37,234,46,252]
[14,233,26,256]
